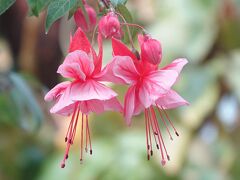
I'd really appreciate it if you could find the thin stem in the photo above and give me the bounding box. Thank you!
[115,11,135,49]
[120,22,147,32]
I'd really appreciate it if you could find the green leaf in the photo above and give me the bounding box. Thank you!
[0,0,16,15]
[27,0,52,17]
[9,73,43,132]
[45,0,78,33]
[68,0,85,20]
[110,0,127,7]
[116,4,135,44]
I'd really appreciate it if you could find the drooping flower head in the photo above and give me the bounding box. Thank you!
[98,12,121,38]
[45,28,122,168]
[103,34,189,165]
[74,4,97,32]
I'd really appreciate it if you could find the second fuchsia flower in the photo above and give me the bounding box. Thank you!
[103,34,189,165]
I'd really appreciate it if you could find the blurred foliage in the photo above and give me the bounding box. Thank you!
[1,0,240,180]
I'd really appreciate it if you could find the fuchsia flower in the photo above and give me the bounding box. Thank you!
[98,12,121,38]
[74,4,97,32]
[103,34,189,165]
[45,28,122,168]
[141,35,162,65]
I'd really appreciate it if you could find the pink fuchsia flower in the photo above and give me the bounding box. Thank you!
[45,28,122,168]
[140,34,162,65]
[74,4,97,32]
[98,12,121,38]
[103,36,189,165]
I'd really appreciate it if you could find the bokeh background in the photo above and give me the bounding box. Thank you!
[0,0,240,179]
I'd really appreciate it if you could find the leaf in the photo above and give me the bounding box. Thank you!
[116,4,136,44]
[0,0,16,15]
[27,0,52,17]
[9,73,43,132]
[45,0,78,33]
[110,0,127,7]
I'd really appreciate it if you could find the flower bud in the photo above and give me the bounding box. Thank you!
[98,12,121,38]
[74,5,97,32]
[141,35,162,65]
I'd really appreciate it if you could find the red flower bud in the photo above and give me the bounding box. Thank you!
[98,12,121,38]
[74,5,97,32]
[141,35,162,65]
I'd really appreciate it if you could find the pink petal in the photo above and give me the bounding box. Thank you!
[70,80,117,101]
[124,86,137,126]
[57,50,94,80]
[80,100,104,114]
[93,33,103,74]
[146,70,178,94]
[103,97,123,113]
[68,28,91,53]
[50,85,74,114]
[95,56,127,84]
[113,56,139,84]
[138,81,154,108]
[44,81,71,101]
[156,90,189,109]
[112,38,137,61]
[161,58,188,74]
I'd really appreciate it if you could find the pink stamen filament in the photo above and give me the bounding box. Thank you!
[161,106,179,136]
[144,109,150,160]
[157,107,174,141]
[61,107,93,168]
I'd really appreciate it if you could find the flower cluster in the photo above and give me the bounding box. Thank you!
[45,4,189,168]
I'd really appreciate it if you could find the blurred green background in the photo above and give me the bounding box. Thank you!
[0,0,240,179]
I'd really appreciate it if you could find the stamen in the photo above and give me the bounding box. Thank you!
[144,109,150,159]
[157,106,173,141]
[80,114,84,162]
[150,107,165,163]
[65,104,78,143]
[86,115,92,155]
[161,107,179,137]
[151,106,170,164]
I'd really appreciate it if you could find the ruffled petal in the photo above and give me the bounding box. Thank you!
[57,50,94,80]
[156,90,189,109]
[50,85,74,114]
[70,80,117,101]
[44,81,71,101]
[80,100,104,114]
[103,97,123,113]
[139,81,154,108]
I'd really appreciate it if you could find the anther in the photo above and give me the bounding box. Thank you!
[65,154,68,159]
[147,154,150,160]
[90,149,93,155]
[156,144,159,149]
[150,150,153,156]
[154,132,158,135]
[65,137,68,142]
[167,155,170,161]
[175,132,179,136]
[61,163,65,168]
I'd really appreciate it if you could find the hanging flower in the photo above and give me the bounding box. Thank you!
[45,28,122,168]
[102,35,189,165]
[74,4,97,32]
[98,12,121,38]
